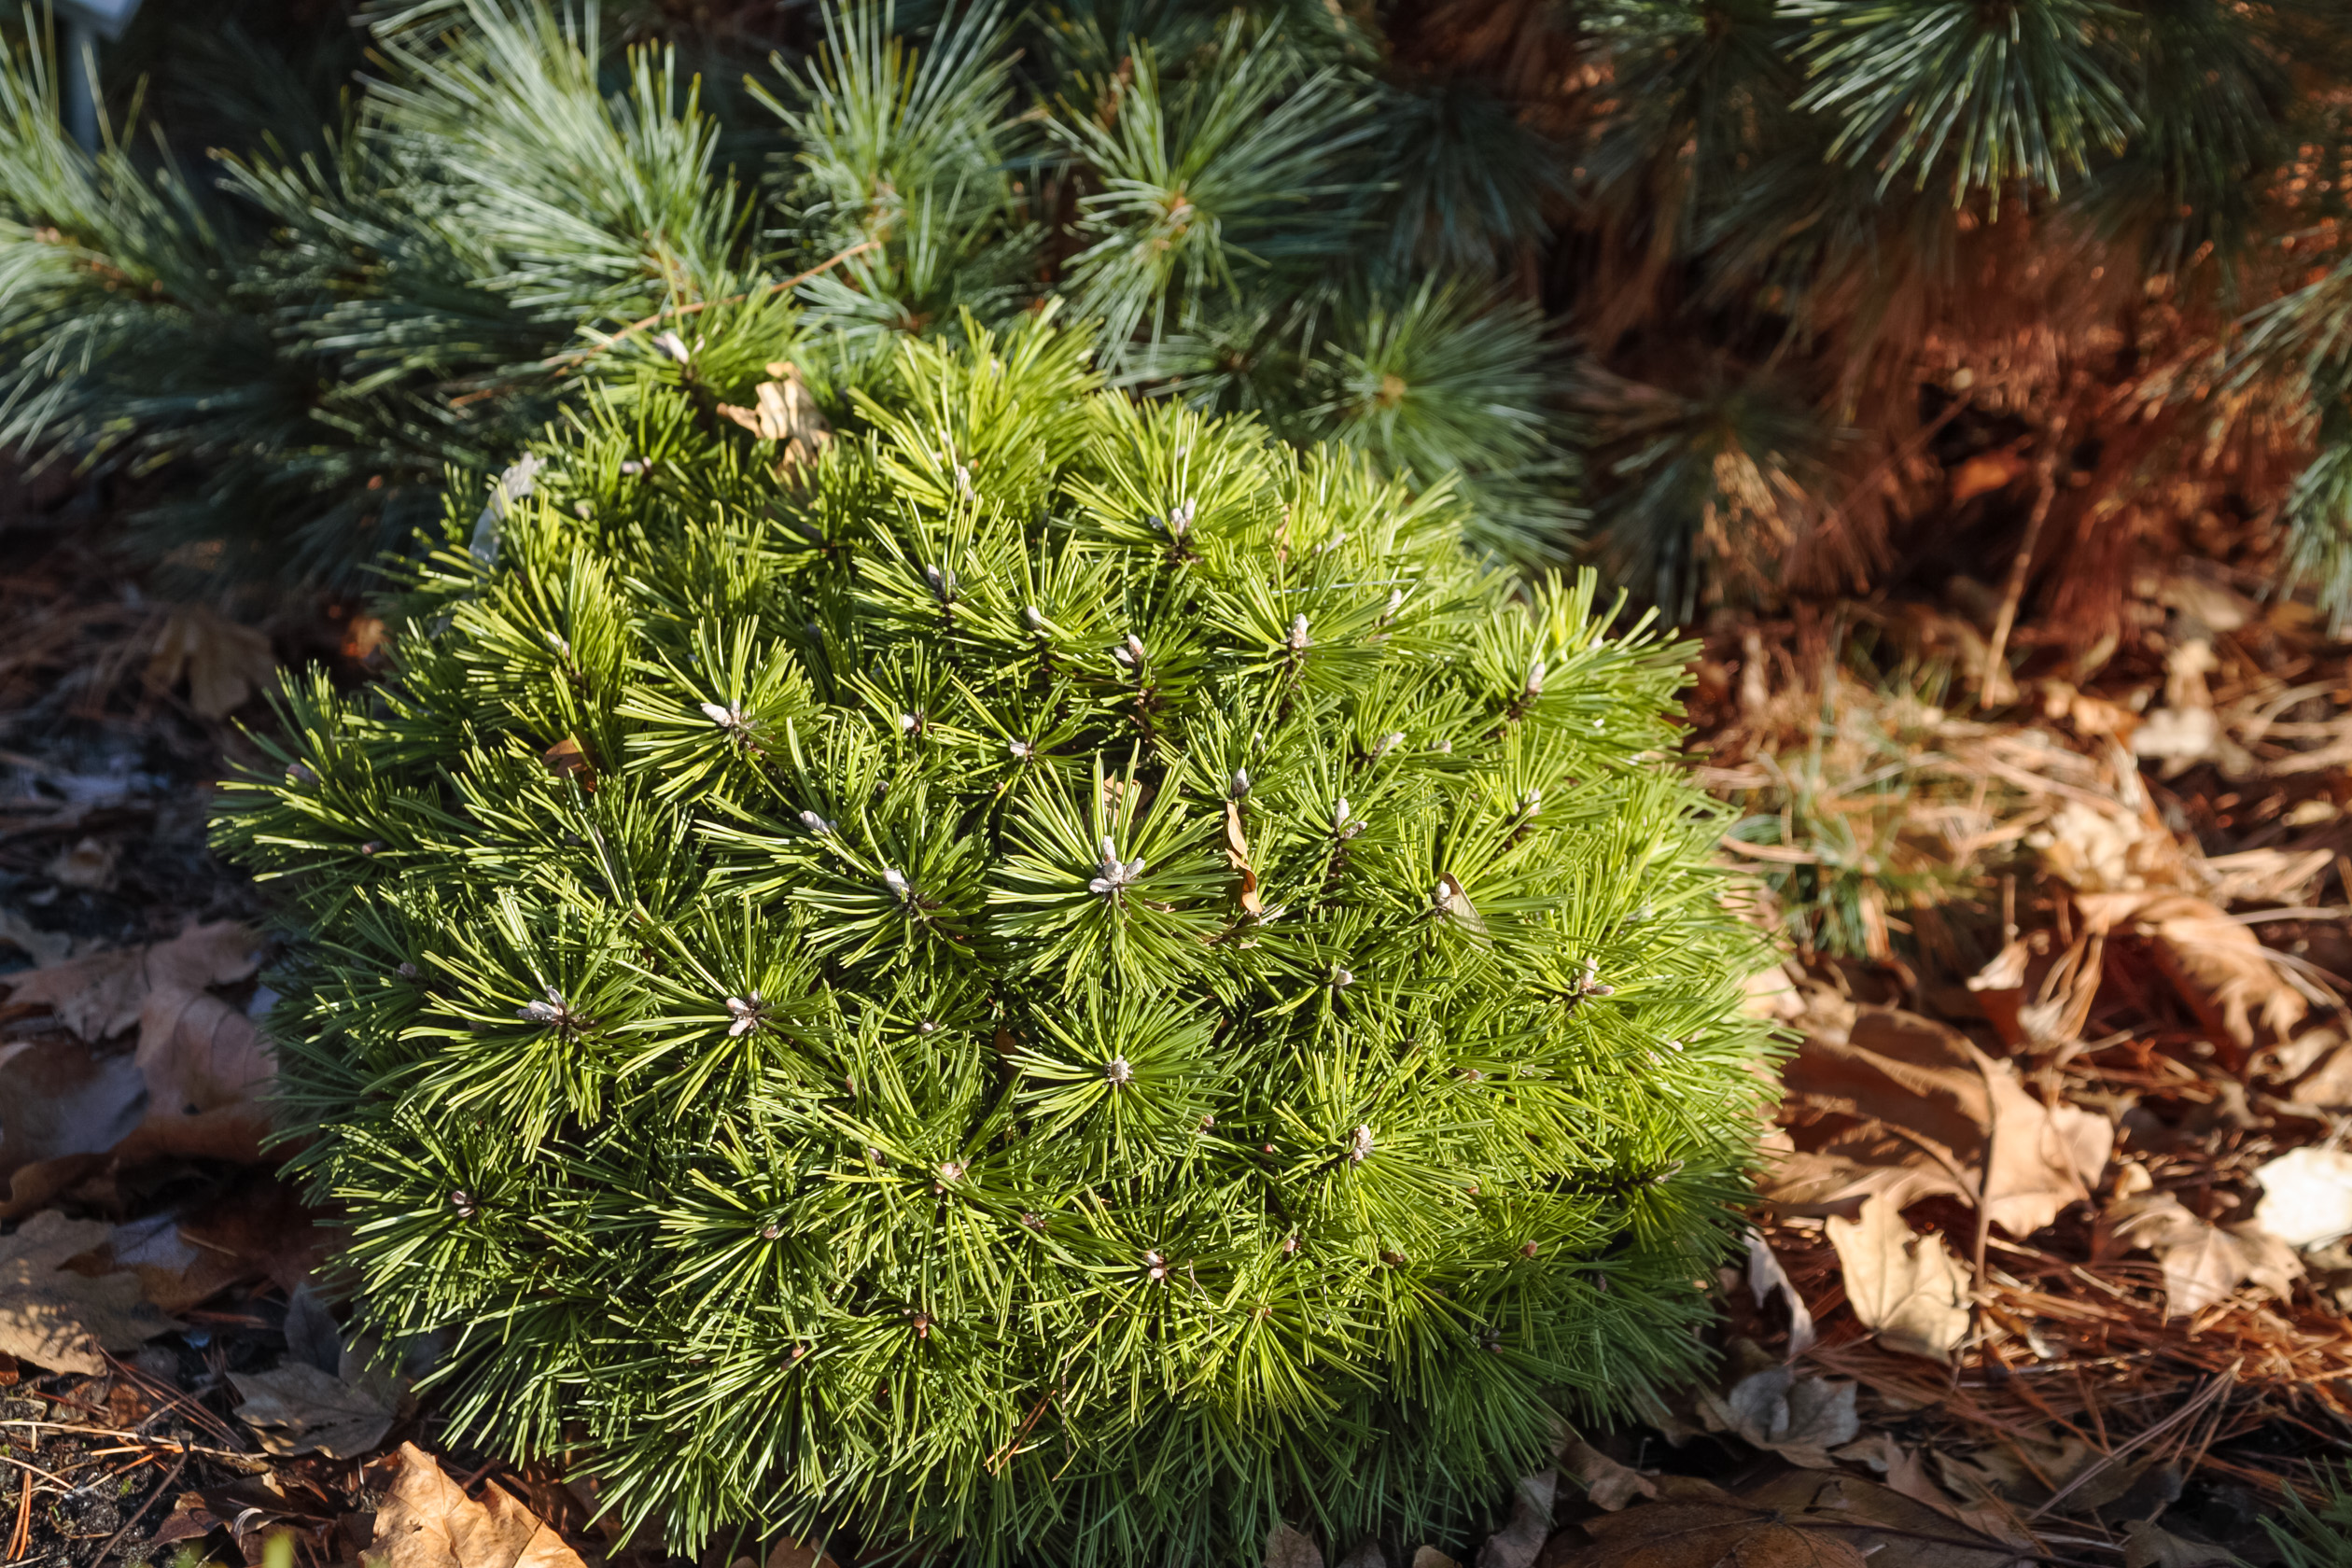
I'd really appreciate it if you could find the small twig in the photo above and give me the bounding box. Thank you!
[1980,411,2070,706]
[545,242,881,376]
[89,1451,185,1567]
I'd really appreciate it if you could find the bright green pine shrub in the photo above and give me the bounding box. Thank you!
[215,317,1775,1566]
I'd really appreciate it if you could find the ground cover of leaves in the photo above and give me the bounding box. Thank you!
[5,468,2351,1568]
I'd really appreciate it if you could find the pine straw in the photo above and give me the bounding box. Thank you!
[1702,573,2352,1532]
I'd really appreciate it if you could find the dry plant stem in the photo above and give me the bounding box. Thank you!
[89,1452,185,1568]
[544,241,882,376]
[1981,413,2071,706]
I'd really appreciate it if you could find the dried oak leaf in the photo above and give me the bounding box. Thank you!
[1538,1501,1867,1568]
[363,1444,583,1568]
[0,1209,176,1374]
[1826,1192,1970,1363]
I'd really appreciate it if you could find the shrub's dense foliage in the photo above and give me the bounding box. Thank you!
[216,319,1775,1564]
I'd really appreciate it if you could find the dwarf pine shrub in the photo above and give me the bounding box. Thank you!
[216,316,1775,1567]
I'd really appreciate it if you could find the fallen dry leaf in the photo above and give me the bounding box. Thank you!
[1561,1442,1658,1512]
[1744,1232,1817,1356]
[44,835,118,891]
[148,603,278,720]
[1699,1369,1857,1467]
[1827,1192,1971,1362]
[2121,1521,2233,1568]
[1478,1470,1554,1568]
[1740,1472,2030,1568]
[0,922,273,1191]
[1544,1499,1869,1568]
[231,1359,399,1458]
[365,1443,583,1568]
[2269,1029,2352,1109]
[1775,1006,2101,1237]
[1410,1551,1463,1568]
[1826,1435,1951,1518]
[2251,1145,2352,1249]
[0,909,70,967]
[1267,1523,1324,1568]
[763,1539,848,1568]
[2109,1191,2302,1316]
[7,945,153,1043]
[0,1209,176,1374]
[1336,1542,1387,1568]
[2076,891,2304,1052]
[0,1033,147,1176]
[106,1211,254,1316]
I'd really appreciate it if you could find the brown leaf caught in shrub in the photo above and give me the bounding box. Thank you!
[1478,1471,1554,1568]
[715,363,833,484]
[363,1444,584,1568]
[0,1209,176,1374]
[1266,1523,1325,1568]
[1560,1442,1659,1512]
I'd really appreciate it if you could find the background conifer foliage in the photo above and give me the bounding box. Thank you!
[212,320,1778,1562]
[7,0,2352,637]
